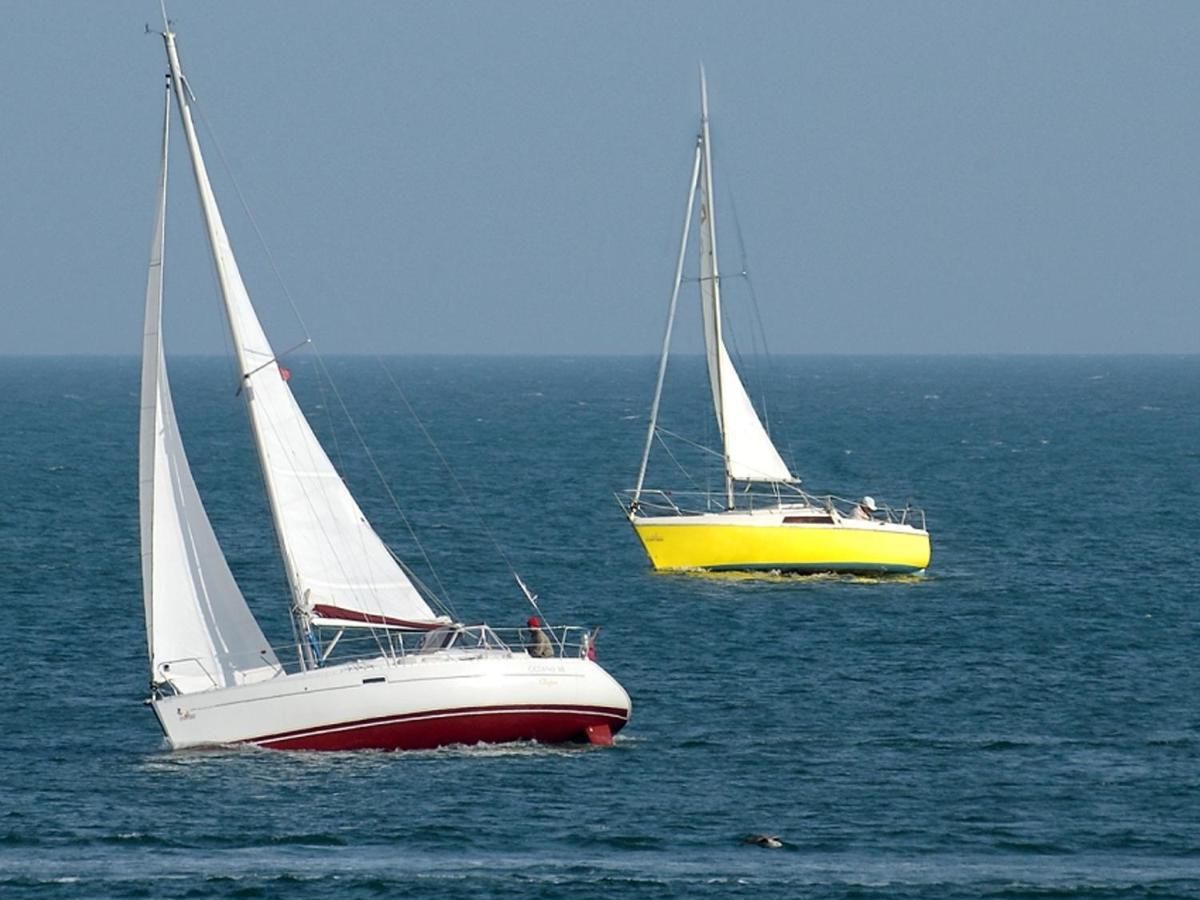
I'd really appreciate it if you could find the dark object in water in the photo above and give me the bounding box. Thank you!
[742,833,783,849]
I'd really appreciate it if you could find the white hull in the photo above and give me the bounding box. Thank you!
[151,651,631,751]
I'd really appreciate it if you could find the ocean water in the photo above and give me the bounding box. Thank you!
[1,354,1198,898]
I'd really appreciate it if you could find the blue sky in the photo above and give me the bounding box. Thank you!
[2,1,1199,355]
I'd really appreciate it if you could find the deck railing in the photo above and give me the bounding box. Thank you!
[310,622,599,666]
[153,622,598,695]
[617,487,925,530]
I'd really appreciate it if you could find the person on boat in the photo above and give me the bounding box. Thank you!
[849,496,876,520]
[525,616,554,658]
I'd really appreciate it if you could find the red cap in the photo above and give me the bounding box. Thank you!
[527,616,541,627]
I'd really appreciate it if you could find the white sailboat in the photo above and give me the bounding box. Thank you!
[619,69,931,574]
[140,25,629,751]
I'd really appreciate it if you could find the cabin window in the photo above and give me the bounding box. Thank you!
[783,515,835,525]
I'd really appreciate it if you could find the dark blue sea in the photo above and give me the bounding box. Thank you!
[2,354,1198,898]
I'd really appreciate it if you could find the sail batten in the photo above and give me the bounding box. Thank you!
[162,32,446,633]
[696,68,794,486]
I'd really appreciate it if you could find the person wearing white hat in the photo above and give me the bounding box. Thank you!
[849,496,876,520]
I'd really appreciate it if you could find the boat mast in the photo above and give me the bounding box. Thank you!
[698,66,734,509]
[161,29,313,670]
[139,76,172,678]
[633,138,703,510]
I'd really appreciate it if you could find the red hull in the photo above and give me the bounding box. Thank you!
[251,704,629,751]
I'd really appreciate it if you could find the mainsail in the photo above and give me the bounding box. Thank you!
[697,69,794,485]
[163,34,447,632]
[140,85,282,695]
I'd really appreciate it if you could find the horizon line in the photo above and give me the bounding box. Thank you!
[1,350,1197,360]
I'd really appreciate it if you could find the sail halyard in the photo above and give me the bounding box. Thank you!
[161,32,448,640]
[633,138,703,506]
[140,80,282,695]
[695,67,794,495]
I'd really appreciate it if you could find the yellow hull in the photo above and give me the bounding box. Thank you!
[632,517,931,573]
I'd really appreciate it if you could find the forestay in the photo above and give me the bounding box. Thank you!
[164,35,448,631]
[697,69,794,484]
[139,86,282,695]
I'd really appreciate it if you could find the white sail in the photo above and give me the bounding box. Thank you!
[140,85,282,695]
[697,69,794,484]
[163,34,446,632]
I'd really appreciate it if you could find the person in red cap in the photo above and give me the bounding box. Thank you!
[525,616,553,658]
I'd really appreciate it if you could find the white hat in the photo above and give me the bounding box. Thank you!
[861,496,876,511]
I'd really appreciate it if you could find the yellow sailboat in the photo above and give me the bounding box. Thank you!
[619,69,931,575]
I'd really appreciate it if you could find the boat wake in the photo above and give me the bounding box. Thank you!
[654,568,928,585]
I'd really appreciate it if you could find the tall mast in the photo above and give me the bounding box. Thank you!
[698,66,734,508]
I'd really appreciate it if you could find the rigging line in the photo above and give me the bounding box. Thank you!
[249,393,398,657]
[725,186,773,435]
[656,418,802,489]
[725,172,786,451]
[382,544,448,617]
[739,269,777,435]
[283,360,411,637]
[655,425,726,461]
[186,97,453,635]
[239,338,311,383]
[720,281,749,382]
[308,353,349,481]
[188,98,316,346]
[653,429,705,494]
[702,369,714,502]
[373,357,542,619]
[303,361,458,622]
[635,136,702,504]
